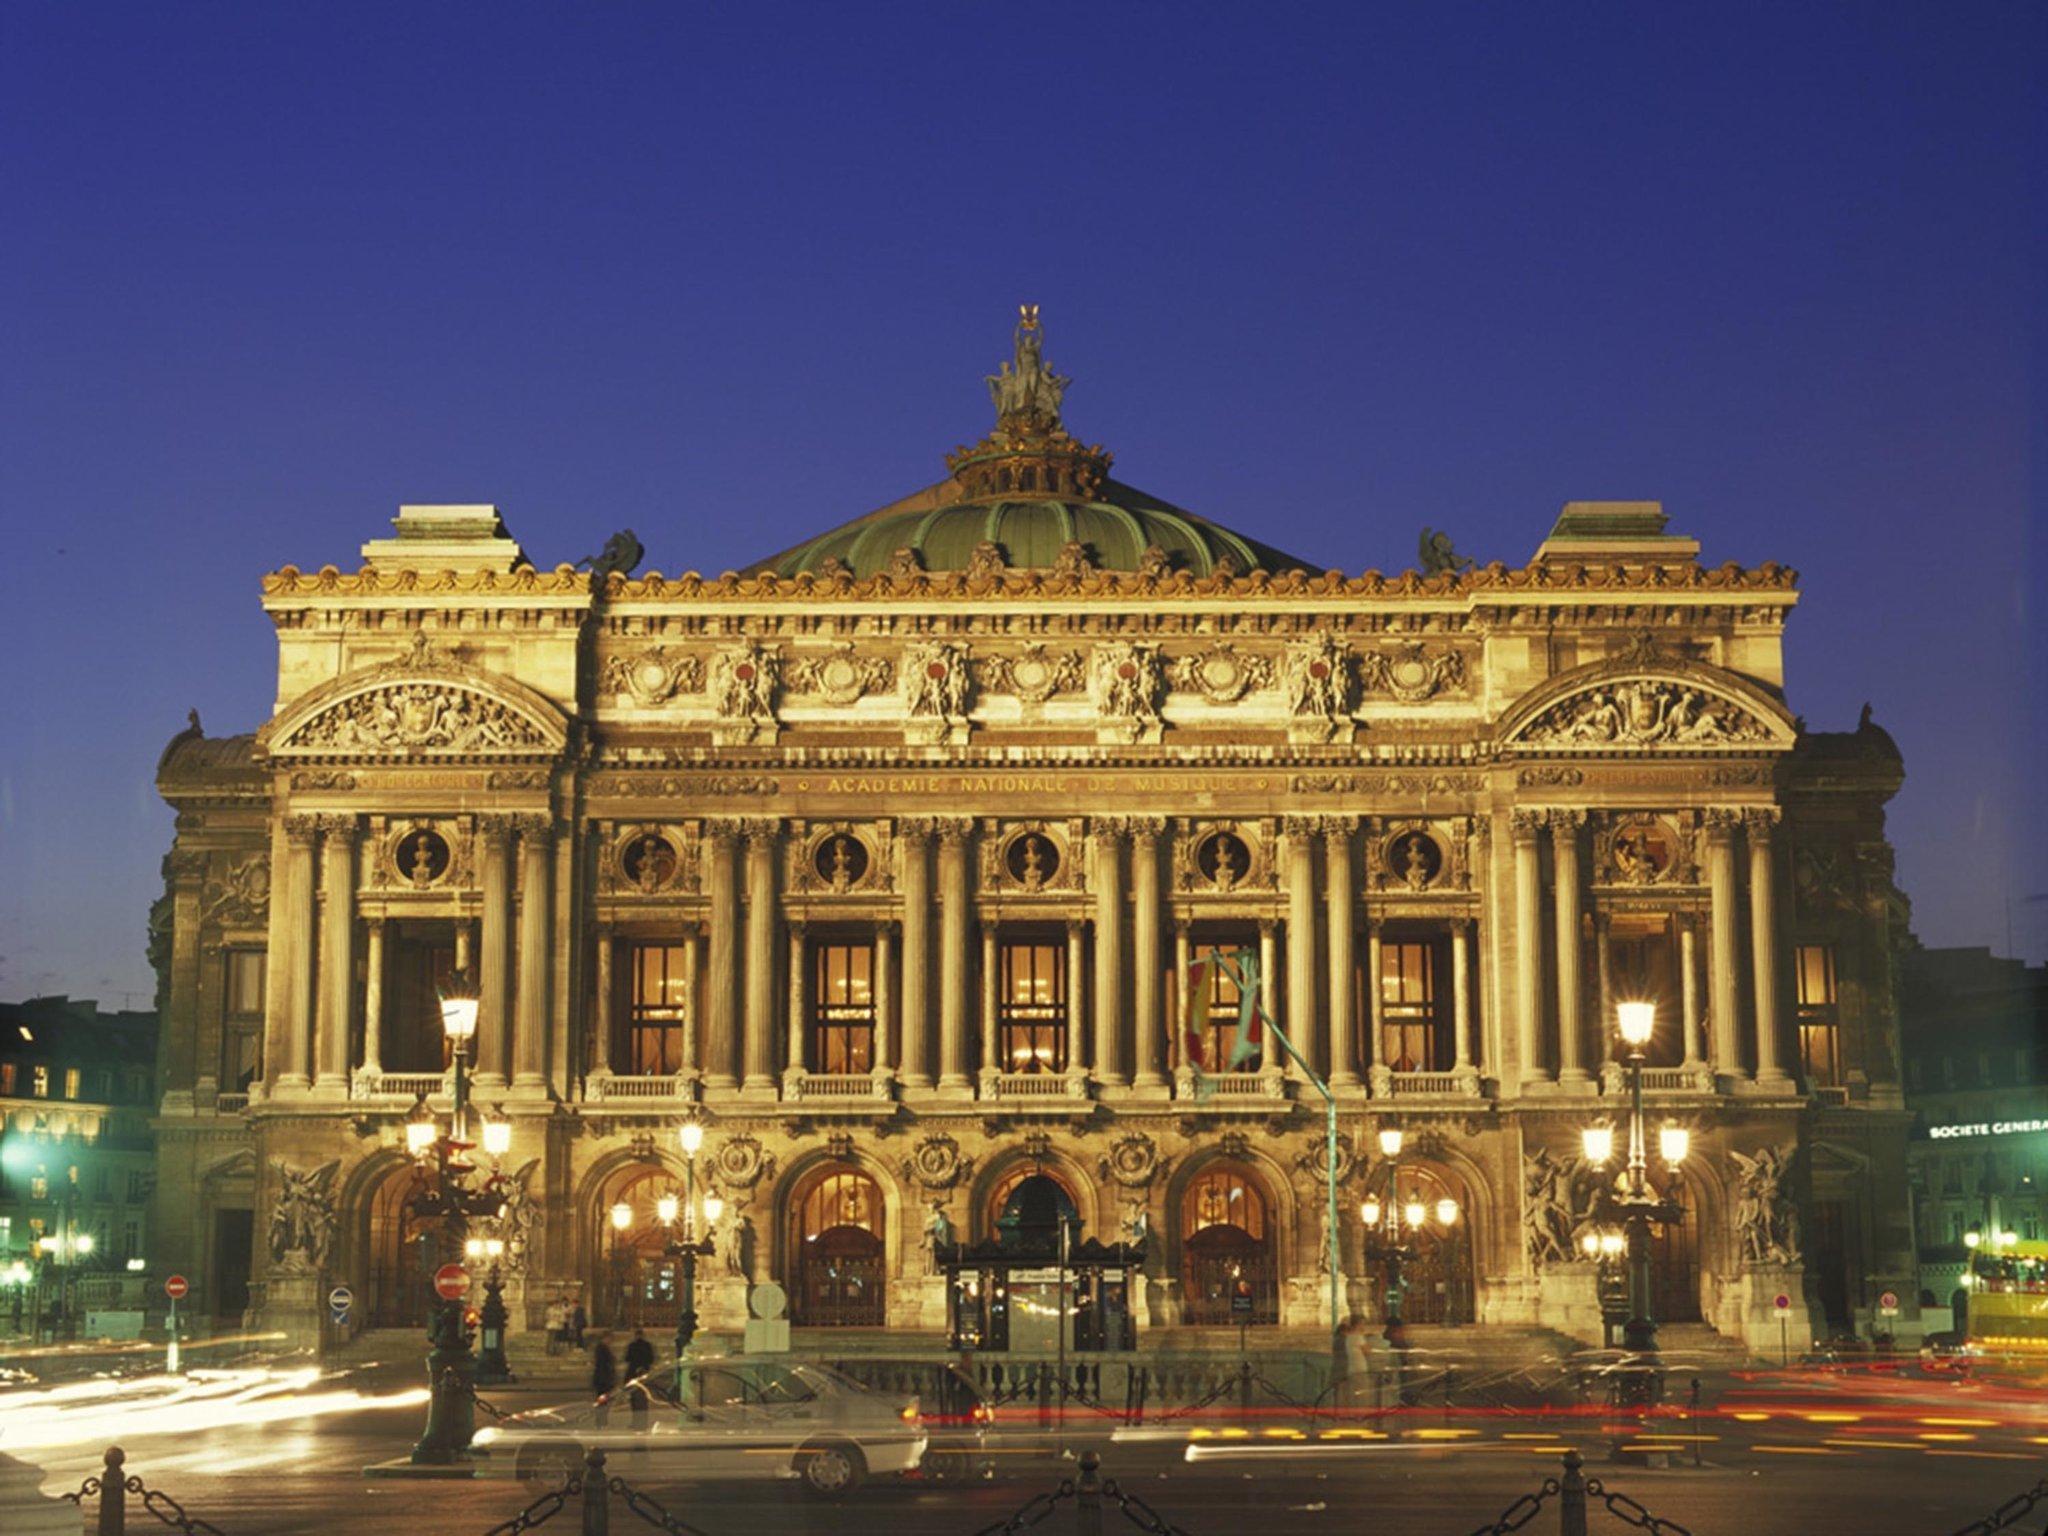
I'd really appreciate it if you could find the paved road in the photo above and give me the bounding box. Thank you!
[8,1361,2045,1534]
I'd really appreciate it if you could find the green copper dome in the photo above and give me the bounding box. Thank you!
[758,479,1312,579]
[749,308,1321,579]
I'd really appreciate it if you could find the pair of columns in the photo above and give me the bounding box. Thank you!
[268,812,554,1096]
[1508,806,1786,1087]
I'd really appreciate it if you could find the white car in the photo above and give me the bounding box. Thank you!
[474,1356,925,1497]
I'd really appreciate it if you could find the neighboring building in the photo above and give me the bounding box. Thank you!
[1901,946,2048,1329]
[148,312,1915,1355]
[0,997,158,1330]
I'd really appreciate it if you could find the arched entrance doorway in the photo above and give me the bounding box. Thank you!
[988,1168,1079,1250]
[790,1168,885,1326]
[597,1166,690,1330]
[1181,1165,1278,1326]
[365,1162,439,1328]
[1370,1166,1475,1325]
[1650,1176,1701,1323]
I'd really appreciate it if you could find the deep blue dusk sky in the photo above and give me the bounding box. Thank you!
[2,3,2041,1002]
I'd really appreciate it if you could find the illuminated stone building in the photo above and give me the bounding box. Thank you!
[149,313,1917,1355]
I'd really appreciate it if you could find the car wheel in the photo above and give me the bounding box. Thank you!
[920,1447,972,1483]
[797,1439,865,1498]
[515,1440,582,1490]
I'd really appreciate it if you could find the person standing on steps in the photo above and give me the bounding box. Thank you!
[591,1331,617,1428]
[624,1327,656,1431]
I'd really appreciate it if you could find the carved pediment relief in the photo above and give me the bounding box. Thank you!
[259,641,568,761]
[1499,659,1794,755]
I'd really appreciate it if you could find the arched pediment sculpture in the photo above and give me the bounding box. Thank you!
[1498,654,1795,755]
[257,636,569,760]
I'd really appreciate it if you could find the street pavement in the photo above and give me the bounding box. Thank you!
[5,1356,2044,1534]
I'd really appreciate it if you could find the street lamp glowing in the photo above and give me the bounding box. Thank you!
[481,1119,512,1158]
[1436,1198,1459,1227]
[678,1120,705,1157]
[1659,1126,1690,1164]
[1581,1125,1614,1166]
[485,1238,505,1260]
[464,1237,484,1260]
[1403,1201,1426,1230]
[1600,1231,1625,1258]
[1616,1001,1656,1048]
[703,1193,724,1227]
[406,1119,438,1157]
[1581,1232,1600,1258]
[1377,1127,1404,1158]
[1360,1197,1382,1227]
[73,1234,93,1255]
[609,1201,632,1232]
[1964,1230,1982,1249]
[2002,1231,2020,1249]
[656,1193,680,1226]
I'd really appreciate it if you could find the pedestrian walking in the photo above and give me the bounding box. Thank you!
[591,1331,617,1428]
[543,1295,565,1356]
[570,1299,588,1349]
[625,1327,656,1430]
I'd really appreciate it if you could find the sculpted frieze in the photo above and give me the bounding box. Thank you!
[973,644,1085,705]
[600,646,705,706]
[1169,642,1272,704]
[902,640,972,721]
[1282,633,1353,722]
[708,643,779,741]
[1090,641,1164,742]
[202,852,271,927]
[788,644,894,707]
[286,683,552,755]
[1517,679,1773,750]
[1358,642,1467,703]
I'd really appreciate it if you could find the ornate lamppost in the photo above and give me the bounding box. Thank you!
[404,971,509,1465]
[661,1119,720,1369]
[1358,1126,1460,1352]
[1580,1001,1689,1409]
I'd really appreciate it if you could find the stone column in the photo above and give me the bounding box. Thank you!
[362,918,386,1077]
[1257,919,1279,1074]
[1552,813,1588,1086]
[784,920,808,1087]
[162,851,205,1110]
[1705,811,1743,1079]
[1365,919,1386,1087]
[979,919,1000,1087]
[513,817,553,1094]
[1324,820,1358,1088]
[1679,913,1704,1068]
[1065,919,1088,1083]
[1594,912,1615,1071]
[1511,811,1546,1086]
[1092,821,1126,1088]
[476,816,514,1089]
[277,816,320,1094]
[898,822,932,1089]
[1130,818,1167,1092]
[704,821,741,1091]
[454,920,473,975]
[1283,818,1318,1081]
[741,821,779,1096]
[1452,917,1474,1070]
[1747,809,1791,1088]
[682,927,701,1076]
[872,922,895,1078]
[591,928,614,1076]
[1173,920,1192,1078]
[938,821,973,1094]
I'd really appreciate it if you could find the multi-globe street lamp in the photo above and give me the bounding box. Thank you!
[1358,1126,1460,1351]
[663,1119,721,1368]
[404,971,510,1465]
[1580,1001,1689,1407]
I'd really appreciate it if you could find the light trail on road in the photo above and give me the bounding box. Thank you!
[0,1367,427,1451]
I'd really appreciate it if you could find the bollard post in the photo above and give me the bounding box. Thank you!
[1688,1377,1702,1468]
[1073,1449,1103,1536]
[1557,1448,1587,1536]
[1237,1358,1253,1424]
[581,1447,608,1536]
[98,1446,126,1536]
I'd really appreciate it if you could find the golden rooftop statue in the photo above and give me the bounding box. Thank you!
[985,301,1072,433]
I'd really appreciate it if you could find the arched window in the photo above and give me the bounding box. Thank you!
[1181,1164,1276,1325]
[989,1169,1078,1250]
[791,1168,885,1326]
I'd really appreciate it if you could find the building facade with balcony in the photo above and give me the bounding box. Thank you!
[148,314,1916,1353]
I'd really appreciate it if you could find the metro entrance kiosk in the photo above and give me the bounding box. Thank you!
[939,1231,1145,1353]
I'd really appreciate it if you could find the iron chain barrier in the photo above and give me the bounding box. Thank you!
[1948,1479,2048,1536]
[63,1447,227,1536]
[1462,1450,1694,1536]
[481,1468,583,1536]
[1462,1477,1560,1536]
[483,1449,715,1536]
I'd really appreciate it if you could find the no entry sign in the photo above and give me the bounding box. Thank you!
[1772,1292,1792,1312]
[164,1274,189,1301]
[433,1264,471,1301]
[1878,1290,1900,1316]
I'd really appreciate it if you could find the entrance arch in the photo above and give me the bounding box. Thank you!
[1371,1165,1475,1325]
[595,1164,692,1330]
[989,1169,1079,1251]
[1650,1175,1702,1323]
[364,1161,438,1328]
[789,1167,886,1326]
[1181,1164,1278,1326]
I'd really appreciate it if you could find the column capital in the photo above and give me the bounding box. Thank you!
[1365,914,1387,935]
[896,816,937,847]
[979,915,1000,937]
[936,817,975,851]
[283,813,323,845]
[1593,909,1612,933]
[1125,814,1167,844]
[511,812,554,843]
[1089,816,1128,847]
[1172,916,1192,938]
[786,917,808,939]
[165,849,209,885]
[1320,815,1357,851]
[702,816,746,843]
[1065,915,1089,938]
[1449,913,1475,933]
[477,813,519,845]
[1547,809,1587,845]
[741,818,783,851]
[1510,808,1548,841]
[1702,807,1744,837]
[312,813,356,839]
[1742,806,1782,837]
[1257,916,1279,938]
[1279,813,1322,841]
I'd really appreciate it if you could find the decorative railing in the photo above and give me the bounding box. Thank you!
[585,1073,697,1102]
[1813,1083,1851,1107]
[1386,1070,1466,1096]
[989,1072,1077,1099]
[785,1073,891,1102]
[1639,1066,1713,1092]
[213,1092,250,1113]
[371,1070,450,1099]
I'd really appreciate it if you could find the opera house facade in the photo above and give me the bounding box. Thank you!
[148,314,1916,1355]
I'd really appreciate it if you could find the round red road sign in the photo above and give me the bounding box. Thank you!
[433,1263,471,1301]
[164,1274,189,1301]
[1772,1292,1792,1312]
[1878,1290,1899,1311]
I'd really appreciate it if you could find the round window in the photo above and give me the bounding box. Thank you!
[394,828,451,886]
[813,833,870,889]
[1387,831,1443,889]
[1004,831,1060,888]
[1195,831,1251,890]
[620,833,679,891]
